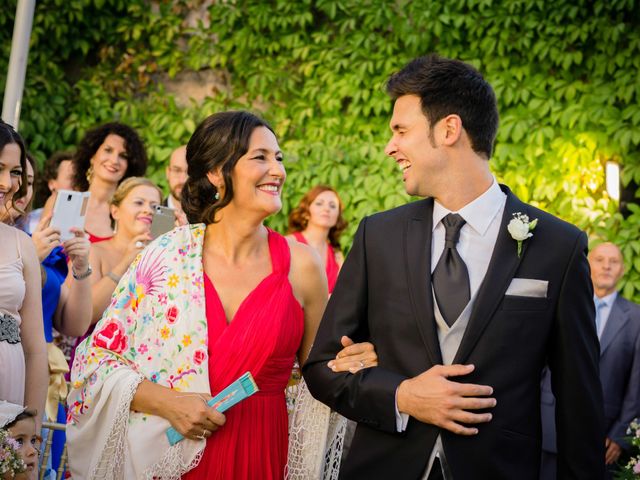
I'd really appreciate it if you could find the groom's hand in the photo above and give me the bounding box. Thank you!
[396,364,495,435]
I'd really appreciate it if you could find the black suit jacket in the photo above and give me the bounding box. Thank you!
[541,294,640,456]
[303,186,604,480]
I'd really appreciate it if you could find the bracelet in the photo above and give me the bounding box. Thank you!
[106,271,122,284]
[72,264,93,280]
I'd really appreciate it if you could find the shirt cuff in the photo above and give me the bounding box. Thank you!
[395,387,409,432]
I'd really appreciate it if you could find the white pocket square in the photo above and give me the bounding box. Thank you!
[505,278,548,298]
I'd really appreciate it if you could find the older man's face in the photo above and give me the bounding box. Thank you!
[589,243,624,296]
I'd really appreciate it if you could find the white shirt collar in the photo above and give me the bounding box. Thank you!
[432,178,505,236]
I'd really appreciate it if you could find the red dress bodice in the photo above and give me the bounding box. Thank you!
[183,229,304,480]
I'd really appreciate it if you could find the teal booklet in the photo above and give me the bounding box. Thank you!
[165,371,259,446]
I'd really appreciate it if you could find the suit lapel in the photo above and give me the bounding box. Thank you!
[404,198,443,365]
[599,296,630,356]
[453,186,530,365]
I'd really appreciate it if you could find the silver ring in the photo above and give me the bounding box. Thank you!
[135,241,144,248]
[359,360,365,368]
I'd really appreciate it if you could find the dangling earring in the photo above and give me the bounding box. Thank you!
[214,189,220,201]
[86,165,94,184]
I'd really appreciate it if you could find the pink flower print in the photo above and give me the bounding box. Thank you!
[158,293,168,305]
[92,320,128,354]
[166,305,179,324]
[137,344,149,355]
[193,349,207,365]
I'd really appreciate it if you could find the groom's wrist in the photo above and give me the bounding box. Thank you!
[396,379,411,415]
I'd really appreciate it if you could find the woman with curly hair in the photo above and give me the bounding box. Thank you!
[71,122,147,243]
[287,185,347,294]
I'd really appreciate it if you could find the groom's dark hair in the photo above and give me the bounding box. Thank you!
[386,54,499,160]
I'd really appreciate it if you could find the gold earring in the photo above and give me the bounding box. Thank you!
[86,166,94,184]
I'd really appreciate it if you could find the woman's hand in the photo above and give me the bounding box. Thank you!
[64,228,90,275]
[123,233,152,265]
[174,209,188,227]
[31,214,61,261]
[164,392,226,441]
[327,336,379,374]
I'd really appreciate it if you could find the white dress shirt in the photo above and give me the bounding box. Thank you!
[595,291,617,339]
[395,179,507,433]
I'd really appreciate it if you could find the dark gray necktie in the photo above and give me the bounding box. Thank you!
[432,213,470,327]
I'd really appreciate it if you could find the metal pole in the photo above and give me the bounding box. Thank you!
[2,0,36,129]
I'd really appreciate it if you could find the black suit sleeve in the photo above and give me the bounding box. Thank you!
[303,217,407,433]
[548,231,605,478]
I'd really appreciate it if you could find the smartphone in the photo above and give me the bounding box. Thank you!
[50,190,91,241]
[150,205,175,239]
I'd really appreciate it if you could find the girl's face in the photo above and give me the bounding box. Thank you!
[0,143,23,209]
[8,416,39,475]
[90,134,128,185]
[111,185,161,236]
[307,190,340,230]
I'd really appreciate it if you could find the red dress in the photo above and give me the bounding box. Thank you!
[183,229,304,480]
[292,231,340,293]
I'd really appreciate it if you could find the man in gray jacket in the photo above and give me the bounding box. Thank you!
[541,241,640,479]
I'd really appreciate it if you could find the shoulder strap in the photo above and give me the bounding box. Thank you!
[267,228,291,275]
[292,231,307,244]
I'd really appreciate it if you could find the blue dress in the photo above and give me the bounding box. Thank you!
[41,246,68,472]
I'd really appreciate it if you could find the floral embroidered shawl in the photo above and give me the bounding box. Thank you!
[67,224,210,479]
[67,223,344,480]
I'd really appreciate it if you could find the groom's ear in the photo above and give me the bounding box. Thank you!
[440,114,463,146]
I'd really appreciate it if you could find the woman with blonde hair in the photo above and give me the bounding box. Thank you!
[87,176,162,324]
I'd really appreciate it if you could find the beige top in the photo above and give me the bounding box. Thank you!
[0,226,26,405]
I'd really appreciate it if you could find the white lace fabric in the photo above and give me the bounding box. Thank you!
[286,378,347,480]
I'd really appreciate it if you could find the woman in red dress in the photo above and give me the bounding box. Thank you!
[128,112,374,479]
[70,122,148,243]
[287,185,347,294]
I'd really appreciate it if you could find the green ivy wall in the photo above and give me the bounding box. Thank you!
[2,0,639,300]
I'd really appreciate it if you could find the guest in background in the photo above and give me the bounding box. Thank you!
[540,241,640,479]
[0,153,35,231]
[28,151,75,233]
[1,140,91,475]
[71,122,147,243]
[287,185,347,294]
[0,120,47,430]
[87,176,161,325]
[164,145,187,221]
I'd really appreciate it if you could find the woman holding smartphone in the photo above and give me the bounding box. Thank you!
[0,120,47,428]
[86,177,162,324]
[67,112,376,479]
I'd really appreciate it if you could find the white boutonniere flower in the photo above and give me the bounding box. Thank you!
[507,212,538,257]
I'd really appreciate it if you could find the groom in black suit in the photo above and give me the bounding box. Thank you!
[303,54,604,479]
